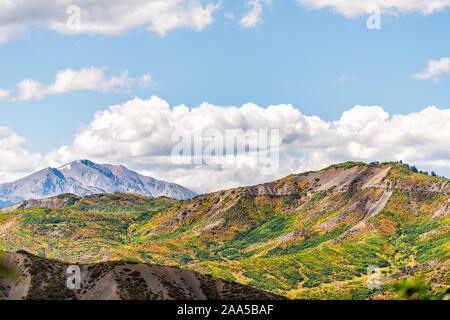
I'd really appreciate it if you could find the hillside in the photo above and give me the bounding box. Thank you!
[0,251,281,300]
[1,161,449,299]
[0,160,196,204]
[0,193,177,215]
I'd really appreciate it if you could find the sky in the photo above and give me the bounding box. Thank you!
[1,0,450,193]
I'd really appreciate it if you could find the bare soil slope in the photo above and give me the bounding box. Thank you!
[0,251,282,300]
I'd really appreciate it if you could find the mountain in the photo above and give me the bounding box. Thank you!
[0,160,196,205]
[0,251,282,300]
[1,161,449,300]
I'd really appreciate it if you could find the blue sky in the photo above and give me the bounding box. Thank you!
[1,0,450,190]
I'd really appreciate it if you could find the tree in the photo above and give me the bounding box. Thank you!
[431,171,437,177]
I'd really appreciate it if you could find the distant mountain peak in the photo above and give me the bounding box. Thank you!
[59,159,96,169]
[0,160,196,205]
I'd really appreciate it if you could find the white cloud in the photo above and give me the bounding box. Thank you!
[0,127,45,183]
[2,96,450,191]
[40,96,450,193]
[0,89,11,102]
[295,0,450,17]
[16,80,46,101]
[240,0,271,28]
[413,57,450,82]
[0,0,221,44]
[1,0,447,43]
[46,67,125,94]
[138,74,153,88]
[1,67,151,102]
[0,24,28,44]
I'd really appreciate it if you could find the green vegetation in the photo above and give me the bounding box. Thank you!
[325,161,368,170]
[0,162,449,300]
[391,276,449,300]
[68,193,177,214]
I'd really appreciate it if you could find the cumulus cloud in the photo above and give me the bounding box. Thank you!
[413,57,450,82]
[240,0,271,28]
[2,96,450,191]
[1,0,448,43]
[0,127,45,183]
[0,0,220,43]
[1,67,152,102]
[39,96,450,193]
[295,0,450,17]
[16,80,46,101]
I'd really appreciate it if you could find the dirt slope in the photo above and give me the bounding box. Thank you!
[0,252,283,300]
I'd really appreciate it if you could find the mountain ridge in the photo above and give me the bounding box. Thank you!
[0,160,196,205]
[1,161,448,299]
